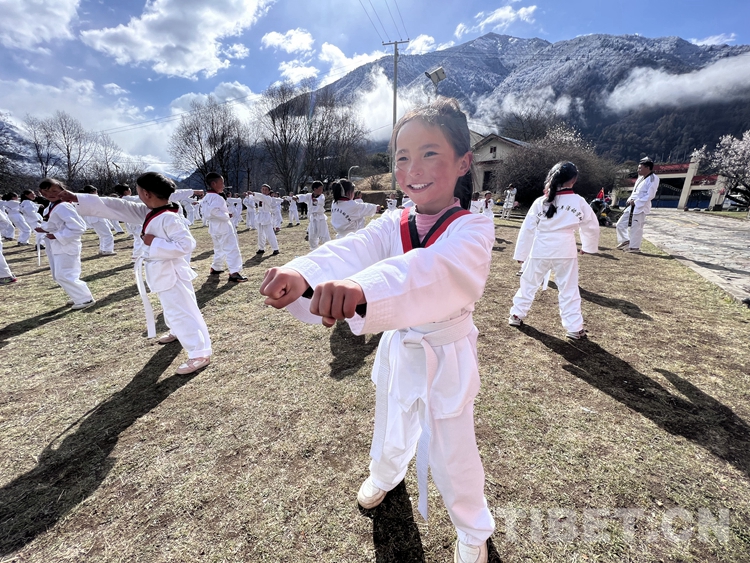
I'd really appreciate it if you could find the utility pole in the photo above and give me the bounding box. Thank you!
[383,39,409,191]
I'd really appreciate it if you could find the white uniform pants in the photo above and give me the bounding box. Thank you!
[288,206,299,224]
[91,221,115,253]
[510,257,583,332]
[369,400,495,546]
[0,240,13,278]
[10,215,31,244]
[307,215,330,249]
[1,221,14,239]
[273,210,282,229]
[616,208,646,249]
[46,248,94,304]
[158,277,212,359]
[257,222,279,251]
[501,206,512,219]
[210,229,243,273]
[246,209,257,229]
[108,219,124,234]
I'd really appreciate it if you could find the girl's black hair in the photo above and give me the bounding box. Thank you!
[39,178,65,191]
[2,192,18,201]
[136,172,176,200]
[544,161,578,218]
[82,185,98,194]
[113,184,130,196]
[331,178,354,202]
[21,189,36,200]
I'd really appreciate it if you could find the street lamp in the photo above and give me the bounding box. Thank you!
[425,66,447,100]
[348,165,360,180]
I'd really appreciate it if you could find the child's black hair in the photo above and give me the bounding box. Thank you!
[39,178,66,191]
[311,180,324,192]
[205,172,223,189]
[113,184,130,196]
[544,161,578,219]
[21,189,36,200]
[82,185,98,194]
[2,192,18,201]
[136,172,176,200]
[331,179,354,202]
[471,192,480,200]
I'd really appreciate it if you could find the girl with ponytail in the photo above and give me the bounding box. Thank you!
[329,178,381,238]
[508,161,601,340]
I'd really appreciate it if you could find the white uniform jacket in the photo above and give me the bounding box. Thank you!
[514,192,600,262]
[284,208,495,420]
[201,192,233,236]
[481,198,495,218]
[628,173,659,215]
[253,192,274,225]
[41,202,87,256]
[297,193,327,218]
[75,194,197,293]
[20,200,42,227]
[330,199,379,236]
[470,200,483,214]
[503,189,517,209]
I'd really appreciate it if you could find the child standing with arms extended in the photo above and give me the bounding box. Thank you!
[36,179,96,309]
[60,172,212,374]
[261,98,495,563]
[509,161,600,339]
[296,181,330,249]
[330,178,380,238]
[203,172,247,282]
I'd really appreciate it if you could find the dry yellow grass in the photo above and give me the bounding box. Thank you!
[1,215,749,562]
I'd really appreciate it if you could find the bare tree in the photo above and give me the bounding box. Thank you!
[43,111,96,187]
[496,107,563,143]
[168,96,242,185]
[23,114,61,178]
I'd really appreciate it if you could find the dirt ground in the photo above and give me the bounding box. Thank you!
[1,214,749,562]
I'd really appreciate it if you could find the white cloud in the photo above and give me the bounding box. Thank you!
[405,34,454,55]
[689,33,737,46]
[223,43,249,59]
[605,54,750,113]
[261,28,314,54]
[318,43,387,86]
[0,0,80,50]
[80,0,272,79]
[103,83,129,95]
[455,5,537,39]
[170,81,260,123]
[278,60,319,83]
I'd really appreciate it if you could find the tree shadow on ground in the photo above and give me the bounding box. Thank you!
[81,263,134,283]
[328,321,381,380]
[0,343,197,556]
[671,255,750,277]
[636,252,675,260]
[518,325,750,478]
[191,249,215,262]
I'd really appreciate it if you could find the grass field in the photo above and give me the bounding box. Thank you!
[1,215,749,562]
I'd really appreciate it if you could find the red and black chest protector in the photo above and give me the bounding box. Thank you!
[141,203,179,237]
[400,206,471,253]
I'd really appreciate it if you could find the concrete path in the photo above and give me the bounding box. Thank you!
[642,209,750,303]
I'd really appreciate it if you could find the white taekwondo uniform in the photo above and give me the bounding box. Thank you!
[616,172,659,250]
[470,199,482,214]
[82,212,115,253]
[481,197,495,219]
[243,194,257,229]
[330,198,379,238]
[284,196,300,225]
[501,188,517,219]
[202,192,243,273]
[0,206,14,240]
[0,212,15,279]
[252,192,279,252]
[20,199,43,246]
[296,193,330,249]
[227,197,243,229]
[282,202,496,547]
[510,190,600,332]
[4,200,31,244]
[41,202,95,305]
[75,194,212,358]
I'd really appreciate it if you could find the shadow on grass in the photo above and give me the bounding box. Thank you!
[549,282,653,321]
[671,255,749,276]
[329,321,381,380]
[0,306,72,349]
[81,262,134,283]
[518,325,750,477]
[191,249,215,262]
[0,343,197,556]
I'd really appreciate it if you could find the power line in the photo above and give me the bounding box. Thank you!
[358,0,384,43]
[392,0,409,40]
[383,0,403,41]
[368,0,391,43]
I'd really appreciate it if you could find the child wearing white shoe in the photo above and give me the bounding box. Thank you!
[261,98,495,563]
[59,172,212,375]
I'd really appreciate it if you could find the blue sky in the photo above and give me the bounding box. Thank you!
[0,0,747,170]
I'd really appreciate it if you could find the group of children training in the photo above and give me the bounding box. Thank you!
[2,95,623,562]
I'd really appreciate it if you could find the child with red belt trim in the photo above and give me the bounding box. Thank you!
[260,98,495,563]
[59,172,212,375]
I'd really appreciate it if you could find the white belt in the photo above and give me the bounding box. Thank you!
[134,256,157,338]
[371,311,475,520]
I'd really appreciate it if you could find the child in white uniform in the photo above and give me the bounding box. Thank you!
[61,172,212,374]
[20,190,43,248]
[203,173,247,282]
[481,192,495,219]
[261,98,495,563]
[284,194,300,226]
[36,179,96,309]
[2,193,32,245]
[501,185,516,219]
[243,193,257,230]
[296,181,331,250]
[227,195,243,229]
[0,211,17,284]
[0,206,14,240]
[469,192,482,214]
[509,161,600,339]
[252,185,280,255]
[81,185,116,255]
[330,178,380,238]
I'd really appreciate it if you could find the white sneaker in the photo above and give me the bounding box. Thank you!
[624,247,640,253]
[157,333,178,344]
[454,540,487,563]
[99,250,117,256]
[71,300,96,310]
[616,240,630,250]
[357,476,386,509]
[508,314,523,327]
[566,329,588,340]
